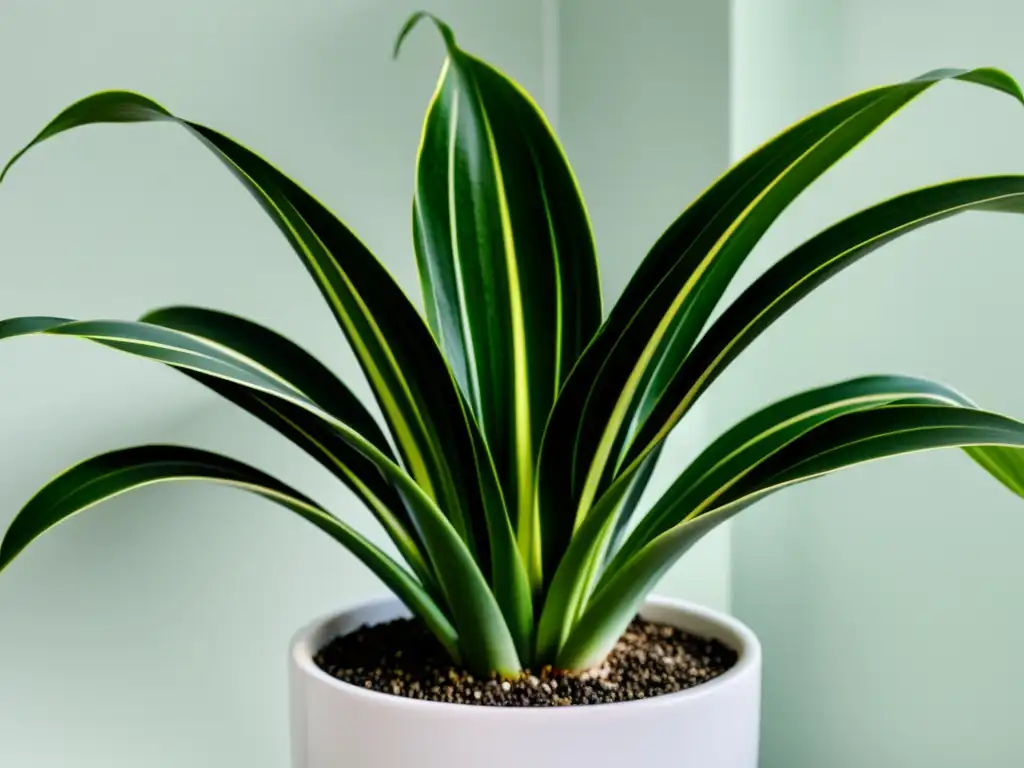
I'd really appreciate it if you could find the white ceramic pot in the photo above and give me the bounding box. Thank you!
[289,595,761,767]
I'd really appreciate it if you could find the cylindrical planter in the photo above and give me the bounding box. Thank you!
[289,595,761,767]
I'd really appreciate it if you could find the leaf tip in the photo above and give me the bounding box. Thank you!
[0,534,20,576]
[393,10,459,60]
[958,66,1024,108]
[0,144,34,187]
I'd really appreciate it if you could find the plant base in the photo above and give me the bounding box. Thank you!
[313,614,738,706]
[290,595,761,768]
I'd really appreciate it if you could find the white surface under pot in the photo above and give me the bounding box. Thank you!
[289,596,762,767]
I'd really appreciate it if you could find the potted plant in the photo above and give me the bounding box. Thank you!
[4,12,1024,767]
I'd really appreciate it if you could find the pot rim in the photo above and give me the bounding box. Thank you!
[290,593,760,716]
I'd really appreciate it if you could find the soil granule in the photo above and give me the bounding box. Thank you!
[314,616,738,707]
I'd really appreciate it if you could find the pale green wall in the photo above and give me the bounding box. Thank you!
[730,1,1024,765]
[0,2,733,766]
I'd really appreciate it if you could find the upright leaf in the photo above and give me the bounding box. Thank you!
[604,445,663,565]
[597,70,1024,499]
[403,13,601,584]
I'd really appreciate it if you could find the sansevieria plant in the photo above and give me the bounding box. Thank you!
[4,14,1024,677]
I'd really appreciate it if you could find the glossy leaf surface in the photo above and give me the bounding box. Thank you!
[405,14,601,584]
[560,402,1024,669]
[0,444,461,661]
[0,315,522,674]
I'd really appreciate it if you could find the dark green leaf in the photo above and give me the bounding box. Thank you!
[538,373,972,663]
[604,445,662,566]
[613,375,977,570]
[536,68,1024,593]
[139,305,440,594]
[628,175,1024,464]
[0,315,522,675]
[534,461,642,662]
[406,14,601,586]
[0,87,499,597]
[0,444,461,662]
[560,403,1024,669]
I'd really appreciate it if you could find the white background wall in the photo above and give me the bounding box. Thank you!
[0,2,732,766]
[730,0,1024,765]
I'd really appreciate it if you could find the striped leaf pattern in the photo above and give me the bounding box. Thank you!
[535,101,1024,661]
[0,444,461,663]
[0,90,497,581]
[535,67,1024,592]
[0,316,523,674]
[405,13,601,584]
[557,396,1024,669]
[4,13,1024,676]
[611,376,979,570]
[625,175,1024,468]
[0,85,533,669]
[535,373,977,662]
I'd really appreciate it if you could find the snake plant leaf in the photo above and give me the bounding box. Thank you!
[559,402,1024,670]
[534,373,975,663]
[603,444,663,567]
[740,405,1024,500]
[625,174,1024,467]
[576,175,1024,629]
[534,459,645,662]
[458,399,535,661]
[403,13,601,585]
[535,67,1024,590]
[611,376,978,571]
[0,90,494,582]
[0,443,461,663]
[138,305,437,592]
[0,91,535,666]
[566,449,665,635]
[5,14,1024,679]
[143,306,397,456]
[0,316,522,675]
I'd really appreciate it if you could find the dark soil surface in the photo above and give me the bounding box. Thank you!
[314,616,738,707]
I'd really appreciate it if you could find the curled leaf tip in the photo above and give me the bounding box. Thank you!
[959,66,1024,108]
[0,90,174,187]
[393,10,459,60]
